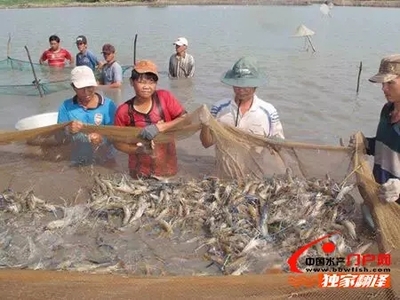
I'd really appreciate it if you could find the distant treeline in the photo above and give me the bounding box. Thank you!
[76,0,157,2]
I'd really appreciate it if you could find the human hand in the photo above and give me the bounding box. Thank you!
[88,133,103,146]
[135,142,154,155]
[68,121,84,134]
[139,124,159,141]
[199,105,211,126]
[348,134,367,152]
[97,61,105,69]
[379,178,400,203]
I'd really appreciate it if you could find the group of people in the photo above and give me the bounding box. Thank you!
[39,35,123,88]
[42,32,400,232]
[39,34,196,82]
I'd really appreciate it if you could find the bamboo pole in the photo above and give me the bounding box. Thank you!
[306,36,316,53]
[356,61,362,94]
[24,45,43,98]
[7,33,11,58]
[133,34,138,65]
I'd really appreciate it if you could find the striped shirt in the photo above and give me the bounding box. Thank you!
[168,53,195,78]
[367,102,400,186]
[210,95,285,139]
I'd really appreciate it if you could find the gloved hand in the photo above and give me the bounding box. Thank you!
[199,105,211,126]
[379,178,400,203]
[348,134,367,153]
[139,124,159,141]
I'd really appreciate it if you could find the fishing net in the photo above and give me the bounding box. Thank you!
[0,57,132,96]
[0,104,399,298]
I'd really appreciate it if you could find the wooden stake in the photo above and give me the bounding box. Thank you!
[306,35,316,53]
[356,61,362,94]
[24,45,43,98]
[133,34,138,65]
[7,33,11,58]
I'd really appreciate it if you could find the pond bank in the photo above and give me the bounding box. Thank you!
[3,0,400,10]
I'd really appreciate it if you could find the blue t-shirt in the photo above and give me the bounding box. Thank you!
[57,94,116,166]
[76,50,99,71]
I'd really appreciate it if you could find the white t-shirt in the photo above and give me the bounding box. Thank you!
[210,95,285,139]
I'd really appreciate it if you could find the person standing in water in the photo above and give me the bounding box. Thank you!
[98,43,123,89]
[57,65,117,167]
[114,60,187,179]
[199,56,284,147]
[75,35,101,72]
[168,37,195,79]
[39,35,73,68]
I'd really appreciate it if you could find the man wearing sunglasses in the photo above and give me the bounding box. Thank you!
[98,43,123,89]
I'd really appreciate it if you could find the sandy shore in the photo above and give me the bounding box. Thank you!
[3,0,400,10]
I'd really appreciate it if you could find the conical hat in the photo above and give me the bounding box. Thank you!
[293,25,315,37]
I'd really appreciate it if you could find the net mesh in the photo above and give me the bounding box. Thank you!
[0,104,399,298]
[0,57,132,96]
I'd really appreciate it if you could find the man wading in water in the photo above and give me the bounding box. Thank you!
[199,56,285,178]
[199,57,284,144]
[39,35,73,68]
[114,60,187,179]
[57,66,117,167]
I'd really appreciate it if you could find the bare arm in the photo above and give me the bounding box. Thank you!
[187,56,195,78]
[200,125,214,148]
[105,82,122,89]
[156,114,187,133]
[113,142,140,154]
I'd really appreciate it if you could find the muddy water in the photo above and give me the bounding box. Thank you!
[0,4,388,278]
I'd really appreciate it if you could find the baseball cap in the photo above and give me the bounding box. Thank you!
[133,60,159,80]
[173,37,188,47]
[76,35,87,44]
[369,54,400,83]
[71,66,98,89]
[101,44,116,54]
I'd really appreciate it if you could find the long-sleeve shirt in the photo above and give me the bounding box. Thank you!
[168,53,195,78]
[366,102,400,186]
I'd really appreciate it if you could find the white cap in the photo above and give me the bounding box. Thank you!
[71,65,97,89]
[173,37,188,47]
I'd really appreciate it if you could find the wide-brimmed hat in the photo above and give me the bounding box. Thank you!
[221,56,266,88]
[369,54,400,83]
